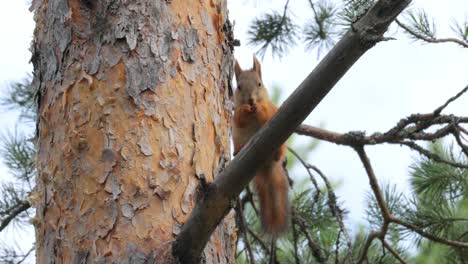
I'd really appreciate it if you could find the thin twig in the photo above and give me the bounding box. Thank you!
[308,164,353,257]
[457,230,468,240]
[334,230,341,264]
[288,147,353,259]
[0,200,31,232]
[355,147,391,220]
[241,186,259,216]
[381,239,407,264]
[433,85,468,115]
[308,0,326,40]
[292,221,301,264]
[356,231,379,264]
[16,247,35,264]
[391,217,468,248]
[354,146,393,263]
[398,141,468,169]
[257,0,292,55]
[247,227,270,254]
[453,127,468,157]
[287,147,321,197]
[459,125,468,136]
[396,19,468,48]
[269,238,276,264]
[294,214,327,264]
[236,200,255,264]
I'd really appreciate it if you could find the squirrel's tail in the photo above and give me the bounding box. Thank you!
[254,161,290,236]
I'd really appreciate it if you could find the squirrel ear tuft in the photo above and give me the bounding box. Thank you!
[252,55,262,81]
[234,59,242,83]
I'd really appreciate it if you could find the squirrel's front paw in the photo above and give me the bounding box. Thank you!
[241,103,255,114]
[250,103,257,113]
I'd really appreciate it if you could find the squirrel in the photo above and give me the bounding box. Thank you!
[232,55,289,236]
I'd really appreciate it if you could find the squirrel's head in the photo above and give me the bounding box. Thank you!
[233,55,269,107]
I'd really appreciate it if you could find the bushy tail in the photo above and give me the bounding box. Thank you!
[254,161,290,236]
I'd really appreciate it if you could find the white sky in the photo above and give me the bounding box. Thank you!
[0,0,467,262]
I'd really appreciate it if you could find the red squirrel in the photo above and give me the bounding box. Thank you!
[232,55,289,236]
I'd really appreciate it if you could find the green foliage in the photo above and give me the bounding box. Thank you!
[248,11,298,58]
[365,183,406,240]
[339,0,374,25]
[248,0,467,59]
[410,142,467,205]
[1,133,36,186]
[0,77,36,263]
[451,17,468,42]
[248,0,346,58]
[349,228,410,264]
[409,142,468,263]
[1,75,36,122]
[404,10,437,39]
[237,86,467,263]
[304,0,338,56]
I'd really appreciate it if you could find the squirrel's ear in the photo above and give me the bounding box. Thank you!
[252,55,262,81]
[234,59,242,82]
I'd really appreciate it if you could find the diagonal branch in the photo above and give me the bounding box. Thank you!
[433,85,468,115]
[390,217,468,248]
[172,0,412,262]
[396,19,468,48]
[16,247,35,264]
[354,146,392,263]
[0,200,30,232]
[380,239,407,264]
[247,227,270,254]
[453,127,468,157]
[352,145,468,262]
[398,141,468,169]
[287,147,321,197]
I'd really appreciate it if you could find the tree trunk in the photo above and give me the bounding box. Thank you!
[30,0,235,263]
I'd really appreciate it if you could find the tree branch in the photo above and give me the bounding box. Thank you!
[0,200,30,232]
[354,146,392,263]
[390,217,468,248]
[16,247,34,264]
[289,147,353,260]
[291,220,301,264]
[294,108,468,169]
[396,19,468,48]
[380,239,407,264]
[287,147,321,198]
[172,0,412,262]
[293,214,327,264]
[351,144,468,262]
[295,114,468,148]
[433,85,468,115]
[247,227,270,254]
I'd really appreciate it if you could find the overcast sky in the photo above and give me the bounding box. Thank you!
[0,0,467,261]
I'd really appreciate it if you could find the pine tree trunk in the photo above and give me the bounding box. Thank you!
[30,0,235,262]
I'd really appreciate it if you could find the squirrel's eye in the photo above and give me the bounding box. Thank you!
[258,82,262,87]
[237,85,242,91]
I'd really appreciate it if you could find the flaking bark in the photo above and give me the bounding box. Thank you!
[31,0,236,263]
